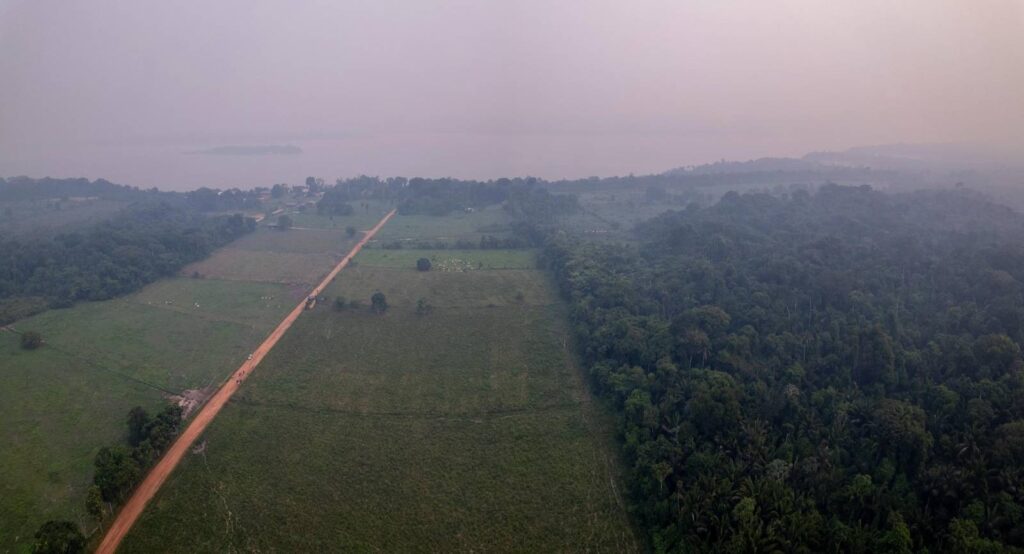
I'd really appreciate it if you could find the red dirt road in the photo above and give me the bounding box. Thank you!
[95,209,396,553]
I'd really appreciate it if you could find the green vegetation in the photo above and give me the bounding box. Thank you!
[325,266,554,308]
[375,206,514,243]
[355,248,537,270]
[94,405,182,506]
[282,206,388,231]
[545,185,1024,551]
[224,227,355,254]
[370,291,388,313]
[182,227,358,285]
[0,198,129,239]
[120,226,634,552]
[32,520,86,554]
[0,278,293,551]
[0,203,256,323]
[20,330,42,350]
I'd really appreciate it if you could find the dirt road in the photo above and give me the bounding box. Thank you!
[95,209,396,554]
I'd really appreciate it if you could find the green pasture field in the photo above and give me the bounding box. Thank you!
[0,278,294,552]
[181,227,360,285]
[238,306,581,416]
[182,249,340,285]
[226,227,356,255]
[121,262,637,552]
[284,203,391,231]
[354,248,537,270]
[0,331,163,553]
[374,206,512,243]
[324,266,556,308]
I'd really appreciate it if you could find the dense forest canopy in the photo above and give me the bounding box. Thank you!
[543,184,1024,552]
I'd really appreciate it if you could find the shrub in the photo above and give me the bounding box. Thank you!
[32,520,85,554]
[371,292,388,314]
[20,331,43,350]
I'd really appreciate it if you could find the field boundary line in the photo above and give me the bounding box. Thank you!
[95,209,396,554]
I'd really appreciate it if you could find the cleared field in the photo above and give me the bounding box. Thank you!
[285,204,391,231]
[124,406,632,552]
[182,249,341,285]
[21,281,291,391]
[225,227,355,254]
[120,250,637,552]
[237,306,580,415]
[325,266,556,308]
[0,332,163,552]
[355,248,537,270]
[0,278,294,552]
[374,206,513,243]
[182,228,360,284]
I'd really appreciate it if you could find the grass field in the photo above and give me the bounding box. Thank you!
[325,266,555,308]
[0,331,163,552]
[374,205,513,243]
[120,228,637,552]
[225,227,355,254]
[285,203,391,231]
[354,248,537,270]
[182,249,343,285]
[0,278,294,552]
[182,227,360,285]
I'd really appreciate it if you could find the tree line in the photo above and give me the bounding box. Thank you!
[32,404,183,553]
[0,203,256,324]
[542,184,1024,552]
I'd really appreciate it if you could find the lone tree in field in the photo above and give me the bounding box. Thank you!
[276,214,293,230]
[416,257,432,271]
[333,296,347,311]
[345,225,357,238]
[371,292,388,314]
[20,331,43,350]
[32,520,85,554]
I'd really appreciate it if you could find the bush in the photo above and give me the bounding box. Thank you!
[32,520,85,554]
[371,292,388,314]
[416,257,432,271]
[334,296,347,311]
[345,226,357,237]
[20,331,43,350]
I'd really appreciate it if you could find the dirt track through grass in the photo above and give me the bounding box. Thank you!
[94,209,396,554]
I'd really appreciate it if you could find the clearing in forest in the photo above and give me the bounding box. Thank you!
[120,214,637,552]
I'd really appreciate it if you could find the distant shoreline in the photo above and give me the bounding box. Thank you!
[183,145,302,156]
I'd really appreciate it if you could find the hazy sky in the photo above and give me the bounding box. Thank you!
[1,0,1022,189]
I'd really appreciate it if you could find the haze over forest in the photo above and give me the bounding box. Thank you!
[8,2,1024,552]
[2,0,1022,190]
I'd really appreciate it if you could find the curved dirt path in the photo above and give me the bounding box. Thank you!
[96,209,396,553]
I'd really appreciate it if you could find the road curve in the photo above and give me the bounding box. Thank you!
[96,209,396,553]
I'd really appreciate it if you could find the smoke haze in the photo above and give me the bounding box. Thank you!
[1,0,1021,189]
